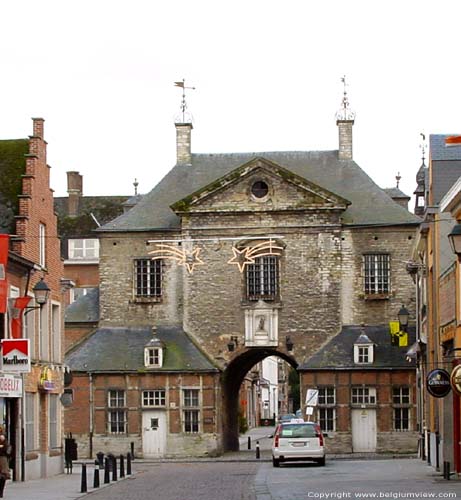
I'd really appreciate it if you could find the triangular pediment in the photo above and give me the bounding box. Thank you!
[170,157,350,214]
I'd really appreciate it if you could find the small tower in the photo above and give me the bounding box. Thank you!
[174,79,195,166]
[336,76,355,161]
[414,135,427,216]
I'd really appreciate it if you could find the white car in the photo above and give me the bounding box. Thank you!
[271,420,326,467]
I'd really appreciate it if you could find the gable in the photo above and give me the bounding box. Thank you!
[170,157,350,215]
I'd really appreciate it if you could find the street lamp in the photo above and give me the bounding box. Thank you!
[33,278,50,305]
[285,336,294,352]
[398,304,409,330]
[448,223,461,256]
[24,278,51,315]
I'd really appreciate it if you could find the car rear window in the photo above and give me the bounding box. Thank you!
[279,424,316,438]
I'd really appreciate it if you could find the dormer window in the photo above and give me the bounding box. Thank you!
[353,332,374,364]
[144,333,164,368]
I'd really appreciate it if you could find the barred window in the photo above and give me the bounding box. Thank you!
[108,390,127,434]
[393,387,410,431]
[351,387,376,405]
[318,387,335,405]
[183,389,200,433]
[142,390,166,407]
[246,256,279,300]
[364,254,390,295]
[49,394,59,448]
[319,408,335,432]
[135,259,162,298]
[318,387,336,432]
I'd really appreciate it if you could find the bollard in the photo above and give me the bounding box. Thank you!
[131,441,135,460]
[120,454,125,478]
[248,436,251,450]
[127,453,132,475]
[443,461,451,480]
[80,463,88,493]
[104,458,110,484]
[93,466,100,488]
[96,451,104,469]
[256,440,260,459]
[112,455,118,482]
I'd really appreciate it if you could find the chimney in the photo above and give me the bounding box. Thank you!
[337,120,354,160]
[67,171,83,217]
[175,123,193,165]
[335,77,355,161]
[32,117,44,139]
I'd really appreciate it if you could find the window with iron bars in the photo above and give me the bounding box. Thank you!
[393,386,410,431]
[107,390,127,434]
[246,256,279,300]
[134,259,162,298]
[318,387,336,432]
[364,254,390,295]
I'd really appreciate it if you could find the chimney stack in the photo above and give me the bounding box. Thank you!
[67,171,83,217]
[335,77,355,161]
[337,119,354,160]
[175,123,193,165]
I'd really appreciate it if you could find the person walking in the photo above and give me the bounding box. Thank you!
[0,426,10,498]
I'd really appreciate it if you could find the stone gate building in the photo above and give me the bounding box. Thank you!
[65,96,419,457]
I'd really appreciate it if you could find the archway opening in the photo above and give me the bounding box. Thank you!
[222,348,298,451]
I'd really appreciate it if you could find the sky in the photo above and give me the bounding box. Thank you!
[1,1,460,202]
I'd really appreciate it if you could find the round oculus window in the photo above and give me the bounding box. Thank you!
[251,181,269,199]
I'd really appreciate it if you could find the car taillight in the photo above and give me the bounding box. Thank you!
[274,434,279,447]
[315,424,324,446]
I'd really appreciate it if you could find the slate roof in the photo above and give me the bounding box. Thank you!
[65,288,99,323]
[383,187,410,200]
[99,151,420,233]
[430,135,461,205]
[65,325,218,373]
[298,325,416,371]
[0,139,28,234]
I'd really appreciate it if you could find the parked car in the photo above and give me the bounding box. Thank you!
[278,413,296,423]
[271,420,326,467]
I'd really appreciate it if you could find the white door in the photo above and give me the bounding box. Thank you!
[351,409,377,452]
[142,411,166,457]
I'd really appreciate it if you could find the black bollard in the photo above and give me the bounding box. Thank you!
[112,455,118,482]
[247,436,251,450]
[443,461,451,480]
[104,458,110,484]
[256,440,260,459]
[80,463,88,493]
[130,441,135,460]
[127,453,132,475]
[93,466,100,488]
[120,454,125,478]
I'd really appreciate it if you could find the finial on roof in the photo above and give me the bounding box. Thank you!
[174,78,196,123]
[335,75,356,121]
[396,172,401,188]
[133,178,139,195]
[420,133,426,165]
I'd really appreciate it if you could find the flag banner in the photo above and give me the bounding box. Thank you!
[0,235,9,314]
[399,332,408,347]
[10,297,31,339]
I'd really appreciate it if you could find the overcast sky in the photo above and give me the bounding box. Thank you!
[1,1,460,202]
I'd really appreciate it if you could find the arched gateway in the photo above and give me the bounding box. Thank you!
[222,348,298,451]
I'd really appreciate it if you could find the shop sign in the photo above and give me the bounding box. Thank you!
[450,365,461,397]
[1,339,30,373]
[426,368,451,398]
[0,374,22,398]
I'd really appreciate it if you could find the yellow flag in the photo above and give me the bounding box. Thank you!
[399,332,408,347]
[389,321,400,335]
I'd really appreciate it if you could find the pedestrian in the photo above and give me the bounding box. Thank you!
[0,426,11,498]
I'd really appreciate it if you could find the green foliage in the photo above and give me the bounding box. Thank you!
[288,367,300,411]
[238,409,248,435]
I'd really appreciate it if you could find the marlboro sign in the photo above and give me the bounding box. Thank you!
[1,339,31,373]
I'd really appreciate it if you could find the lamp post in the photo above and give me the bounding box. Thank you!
[397,305,409,331]
[24,278,51,314]
[448,223,461,258]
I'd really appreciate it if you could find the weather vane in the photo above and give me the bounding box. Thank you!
[396,172,401,189]
[174,79,196,123]
[336,75,355,121]
[420,133,426,162]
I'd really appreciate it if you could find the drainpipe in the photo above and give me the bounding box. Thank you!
[89,373,93,458]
